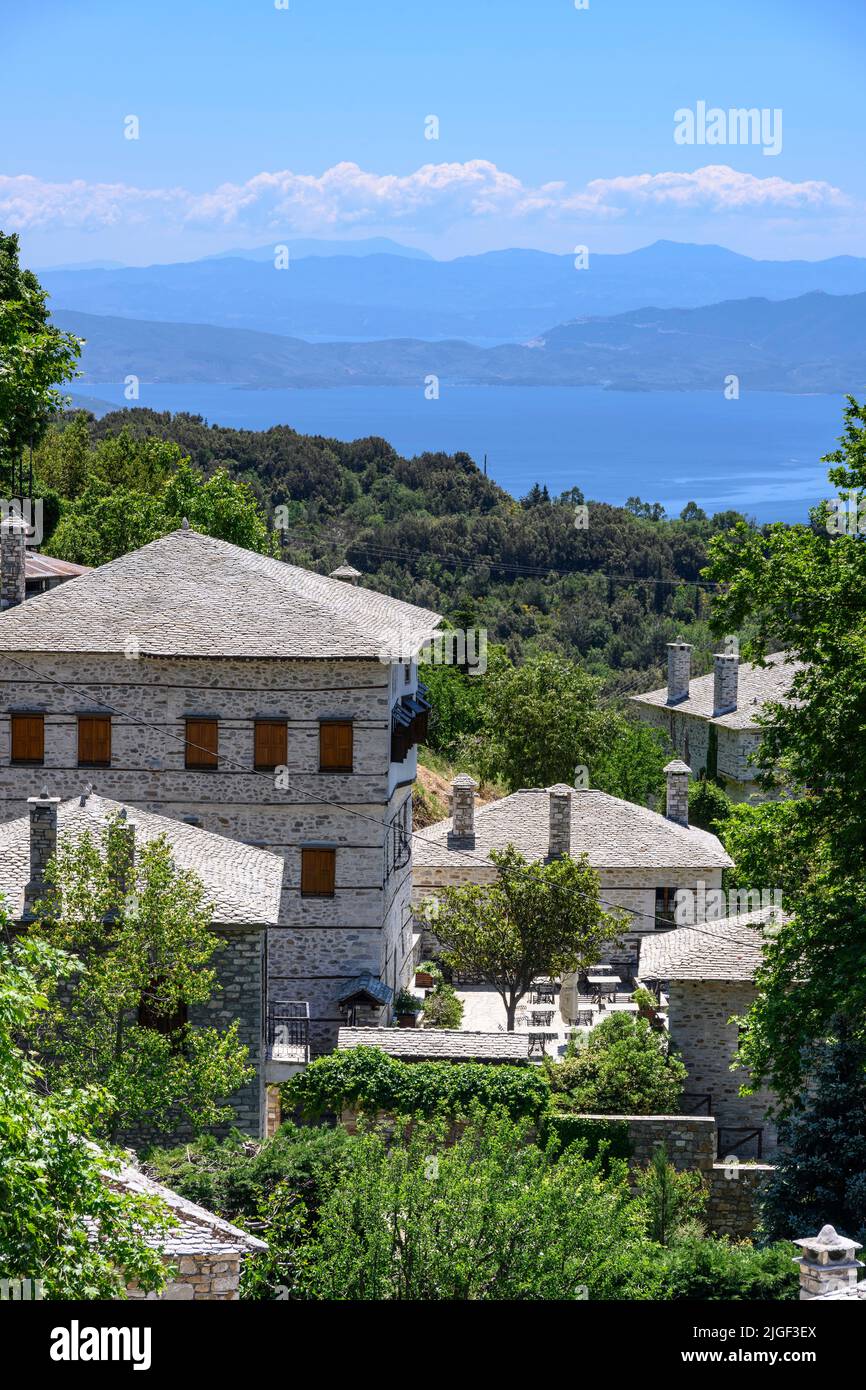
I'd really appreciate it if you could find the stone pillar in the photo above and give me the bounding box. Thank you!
[448,773,477,849]
[666,637,692,705]
[548,785,572,859]
[23,790,62,918]
[0,513,28,610]
[713,652,739,716]
[793,1226,863,1300]
[664,760,691,826]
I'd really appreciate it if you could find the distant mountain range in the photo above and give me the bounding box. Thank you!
[42,240,866,343]
[55,289,866,393]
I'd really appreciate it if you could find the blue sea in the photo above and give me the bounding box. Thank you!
[72,383,846,524]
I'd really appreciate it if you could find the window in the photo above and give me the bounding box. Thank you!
[655,886,677,926]
[301,847,336,897]
[10,713,44,764]
[254,719,287,771]
[77,714,111,767]
[138,978,188,1036]
[319,720,353,772]
[185,718,219,769]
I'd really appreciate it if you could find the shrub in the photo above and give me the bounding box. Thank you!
[539,1114,632,1165]
[688,777,733,833]
[283,1047,551,1123]
[659,1238,798,1301]
[546,1013,686,1115]
[421,982,463,1029]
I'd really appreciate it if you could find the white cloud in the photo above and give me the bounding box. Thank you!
[0,161,850,234]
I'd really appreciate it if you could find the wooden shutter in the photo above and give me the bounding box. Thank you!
[254,720,287,770]
[10,714,44,764]
[301,848,336,897]
[319,720,353,771]
[78,714,111,766]
[185,718,219,768]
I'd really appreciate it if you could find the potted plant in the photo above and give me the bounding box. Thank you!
[394,989,423,1028]
[632,986,662,1029]
[414,959,443,989]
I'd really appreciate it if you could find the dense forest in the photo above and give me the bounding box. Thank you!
[34,406,754,696]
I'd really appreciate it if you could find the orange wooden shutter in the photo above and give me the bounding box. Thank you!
[255,720,287,770]
[185,718,219,768]
[78,715,111,766]
[301,848,336,897]
[319,720,353,771]
[11,714,44,763]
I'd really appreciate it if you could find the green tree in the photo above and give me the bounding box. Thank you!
[0,929,170,1299]
[547,1013,687,1114]
[687,776,733,834]
[27,818,252,1141]
[592,716,670,806]
[759,1024,866,1246]
[0,232,81,489]
[433,846,624,1029]
[635,1144,706,1246]
[476,651,609,789]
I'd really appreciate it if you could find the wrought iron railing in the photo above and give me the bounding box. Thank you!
[267,1000,310,1052]
[680,1091,713,1116]
[717,1125,764,1160]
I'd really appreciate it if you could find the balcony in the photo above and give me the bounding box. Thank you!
[264,1000,310,1082]
[390,683,432,763]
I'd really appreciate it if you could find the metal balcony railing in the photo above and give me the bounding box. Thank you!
[267,1000,310,1057]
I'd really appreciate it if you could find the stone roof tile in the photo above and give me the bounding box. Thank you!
[630,651,800,731]
[337,1027,530,1063]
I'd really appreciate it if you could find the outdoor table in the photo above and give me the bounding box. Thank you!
[609,1001,639,1013]
[528,1008,554,1026]
[531,980,558,1004]
[574,1004,598,1026]
[587,974,621,1006]
[527,1030,558,1057]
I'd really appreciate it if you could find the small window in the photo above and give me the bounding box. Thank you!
[301,847,336,897]
[655,887,677,926]
[10,713,44,765]
[255,719,287,771]
[319,720,353,772]
[78,714,111,767]
[138,978,189,1036]
[403,662,411,684]
[185,718,219,769]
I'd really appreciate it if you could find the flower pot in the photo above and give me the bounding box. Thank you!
[415,971,435,988]
[397,1012,419,1028]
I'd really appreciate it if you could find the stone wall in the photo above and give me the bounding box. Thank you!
[708,1162,775,1240]
[667,980,778,1154]
[127,1252,243,1301]
[634,702,767,797]
[0,651,420,1052]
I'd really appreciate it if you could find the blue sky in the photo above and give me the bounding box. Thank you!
[3,0,864,265]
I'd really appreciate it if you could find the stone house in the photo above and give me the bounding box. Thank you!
[637,906,782,1156]
[106,1161,267,1301]
[412,763,732,973]
[630,639,799,801]
[0,525,440,1054]
[0,786,283,1140]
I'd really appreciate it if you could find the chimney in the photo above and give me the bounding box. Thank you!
[23,789,62,918]
[0,512,28,610]
[664,760,691,827]
[713,652,739,716]
[548,785,572,859]
[793,1226,863,1300]
[666,637,692,705]
[448,773,477,848]
[329,564,362,586]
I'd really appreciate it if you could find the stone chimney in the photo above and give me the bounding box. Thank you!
[793,1226,863,1300]
[448,773,477,849]
[0,512,28,610]
[548,785,572,859]
[664,760,691,827]
[329,564,362,586]
[713,652,739,716]
[666,637,692,705]
[23,789,62,918]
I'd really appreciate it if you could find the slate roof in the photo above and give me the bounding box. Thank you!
[630,651,800,731]
[637,906,788,983]
[106,1161,267,1255]
[0,527,441,660]
[0,792,283,925]
[337,973,394,1007]
[413,787,732,872]
[337,1027,531,1063]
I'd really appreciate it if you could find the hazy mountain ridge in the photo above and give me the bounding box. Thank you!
[55,288,866,393]
[42,240,866,344]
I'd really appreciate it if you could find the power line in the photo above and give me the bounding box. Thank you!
[0,651,779,945]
